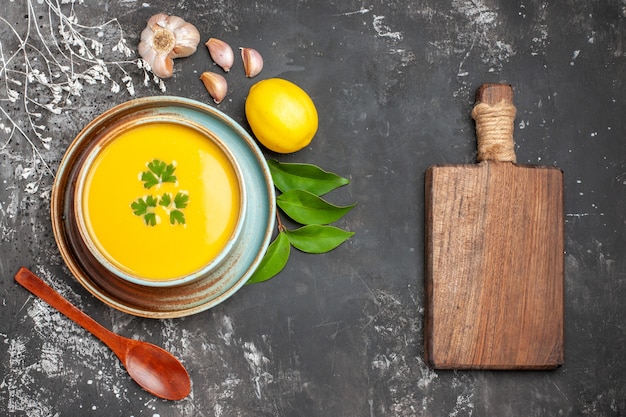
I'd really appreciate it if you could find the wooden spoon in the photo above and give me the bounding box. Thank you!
[14,267,191,400]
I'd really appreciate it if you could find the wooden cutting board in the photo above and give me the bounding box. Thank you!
[424,84,564,369]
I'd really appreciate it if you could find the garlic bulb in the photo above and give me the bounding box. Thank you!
[200,72,228,104]
[240,47,263,78]
[138,13,200,79]
[206,38,234,72]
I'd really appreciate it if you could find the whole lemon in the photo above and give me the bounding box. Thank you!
[245,78,318,153]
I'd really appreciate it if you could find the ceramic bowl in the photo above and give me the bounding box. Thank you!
[73,112,247,288]
[51,96,275,318]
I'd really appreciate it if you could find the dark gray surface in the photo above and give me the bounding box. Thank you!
[1,1,624,416]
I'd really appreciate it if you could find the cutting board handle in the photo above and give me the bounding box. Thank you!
[472,83,517,163]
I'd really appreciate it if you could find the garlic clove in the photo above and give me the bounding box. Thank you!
[240,47,263,78]
[206,38,235,72]
[146,13,170,31]
[138,34,155,61]
[164,14,187,30]
[138,42,174,78]
[170,22,201,58]
[151,54,175,79]
[200,72,228,104]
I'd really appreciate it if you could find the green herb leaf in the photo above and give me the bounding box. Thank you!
[131,196,157,214]
[131,198,149,216]
[133,161,186,227]
[247,232,290,284]
[131,196,159,226]
[285,225,354,254]
[148,159,166,176]
[174,192,189,209]
[160,193,172,207]
[144,212,157,226]
[161,162,177,184]
[141,159,177,189]
[170,209,185,225]
[141,171,159,189]
[277,189,355,225]
[145,195,158,207]
[268,159,349,196]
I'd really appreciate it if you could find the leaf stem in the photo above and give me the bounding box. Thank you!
[275,209,287,233]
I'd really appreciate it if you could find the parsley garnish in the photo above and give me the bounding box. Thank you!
[171,192,189,225]
[131,160,189,227]
[159,192,189,225]
[174,192,189,209]
[159,192,172,207]
[131,195,159,226]
[170,210,185,225]
[140,159,177,189]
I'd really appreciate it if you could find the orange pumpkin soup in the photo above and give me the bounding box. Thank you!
[79,121,241,281]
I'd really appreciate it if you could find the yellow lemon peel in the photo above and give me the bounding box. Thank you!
[245,78,318,153]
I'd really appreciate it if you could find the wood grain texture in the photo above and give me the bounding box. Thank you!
[424,162,564,369]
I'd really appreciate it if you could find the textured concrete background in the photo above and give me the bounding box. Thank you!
[1,1,624,416]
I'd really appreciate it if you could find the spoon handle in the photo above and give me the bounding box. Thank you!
[14,267,127,358]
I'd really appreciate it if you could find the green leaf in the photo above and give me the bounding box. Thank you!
[142,159,177,188]
[141,171,159,189]
[277,189,355,225]
[247,232,290,284]
[144,212,157,226]
[160,193,172,207]
[161,162,177,184]
[174,192,189,209]
[148,159,166,176]
[285,225,354,254]
[268,159,349,196]
[170,209,185,225]
[132,196,160,226]
[131,198,148,216]
[132,196,157,215]
[145,195,158,207]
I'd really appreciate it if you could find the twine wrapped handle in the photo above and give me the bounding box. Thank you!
[472,83,517,163]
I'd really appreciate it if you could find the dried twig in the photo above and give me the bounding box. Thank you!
[0,0,164,195]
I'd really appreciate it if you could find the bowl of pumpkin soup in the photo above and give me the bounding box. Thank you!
[75,117,245,286]
[51,97,275,317]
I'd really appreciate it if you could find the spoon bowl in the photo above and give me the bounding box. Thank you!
[124,341,191,400]
[14,267,191,401]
